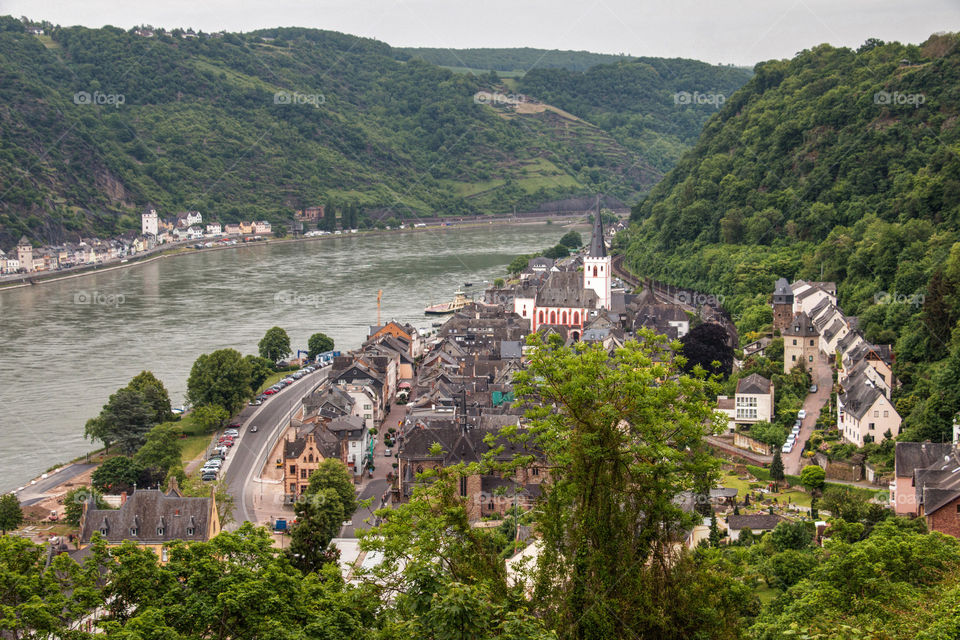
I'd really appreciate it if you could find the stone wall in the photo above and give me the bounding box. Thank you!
[927,495,960,538]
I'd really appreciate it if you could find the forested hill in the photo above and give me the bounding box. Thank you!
[517,59,753,170]
[620,33,960,442]
[0,18,752,248]
[396,47,633,73]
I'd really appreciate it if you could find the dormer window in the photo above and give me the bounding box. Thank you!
[187,527,195,536]
[157,527,164,536]
[130,527,139,536]
[100,528,108,536]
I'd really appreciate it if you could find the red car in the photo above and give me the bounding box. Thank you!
[227,423,241,429]
[264,389,277,395]
[222,440,234,447]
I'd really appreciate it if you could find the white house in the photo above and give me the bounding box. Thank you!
[254,221,272,234]
[186,226,205,240]
[717,373,775,431]
[175,211,203,228]
[791,280,837,316]
[205,223,222,236]
[838,373,901,446]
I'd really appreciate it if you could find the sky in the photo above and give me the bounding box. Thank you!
[2,0,958,66]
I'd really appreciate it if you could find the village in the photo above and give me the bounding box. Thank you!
[8,204,960,583]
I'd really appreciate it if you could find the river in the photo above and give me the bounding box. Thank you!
[0,223,574,491]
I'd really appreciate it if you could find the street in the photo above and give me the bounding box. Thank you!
[784,355,833,475]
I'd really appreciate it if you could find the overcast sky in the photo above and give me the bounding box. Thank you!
[3,0,957,66]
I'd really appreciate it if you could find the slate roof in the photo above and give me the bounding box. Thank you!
[327,415,366,439]
[588,196,606,258]
[80,489,214,544]
[895,442,955,477]
[500,340,522,359]
[726,514,783,531]
[784,311,819,337]
[737,373,772,395]
[839,373,882,420]
[773,277,792,300]
[536,271,598,308]
[284,428,340,460]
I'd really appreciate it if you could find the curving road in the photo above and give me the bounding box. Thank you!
[220,367,330,527]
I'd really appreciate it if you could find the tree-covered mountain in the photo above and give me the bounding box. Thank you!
[619,33,960,443]
[0,18,753,248]
[396,46,633,73]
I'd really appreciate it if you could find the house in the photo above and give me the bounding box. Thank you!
[26,26,45,35]
[743,337,772,358]
[791,280,837,316]
[78,486,220,561]
[224,223,241,236]
[891,441,960,537]
[175,211,202,228]
[254,221,272,234]
[783,311,819,373]
[367,321,424,358]
[725,514,784,542]
[296,206,324,223]
[186,226,204,240]
[205,223,222,236]
[326,415,371,475]
[837,372,901,446]
[239,221,254,234]
[717,374,775,431]
[141,207,159,236]
[282,429,341,499]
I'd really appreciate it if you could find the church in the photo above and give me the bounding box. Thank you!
[512,205,612,340]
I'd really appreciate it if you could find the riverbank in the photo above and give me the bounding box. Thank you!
[0,213,599,294]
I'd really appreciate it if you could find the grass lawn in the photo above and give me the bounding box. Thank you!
[175,413,215,463]
[257,371,289,394]
[720,472,812,508]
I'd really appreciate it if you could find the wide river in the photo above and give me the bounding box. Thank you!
[0,223,573,491]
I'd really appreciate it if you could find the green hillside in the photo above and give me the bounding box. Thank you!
[396,46,633,73]
[517,59,753,170]
[0,19,753,248]
[620,33,960,443]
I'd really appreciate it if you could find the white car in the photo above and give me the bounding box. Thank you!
[797,409,807,420]
[781,442,793,453]
[791,425,801,435]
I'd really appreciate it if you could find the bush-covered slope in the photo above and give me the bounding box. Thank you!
[396,47,633,73]
[620,34,960,442]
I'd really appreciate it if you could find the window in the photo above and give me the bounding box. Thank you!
[289,465,296,474]
[300,469,308,479]
[561,311,568,324]
[883,410,889,418]
[130,527,138,536]
[365,413,372,419]
[593,266,598,277]
[809,355,814,362]
[869,422,875,430]
[186,527,195,536]
[289,483,296,493]
[809,339,814,346]
[100,528,107,536]
[363,404,372,410]
[573,311,579,324]
[532,467,539,476]
[161,548,169,562]
[956,504,960,513]
[307,454,314,463]
[459,477,467,497]
[792,339,798,345]
[792,355,797,361]
[874,410,879,418]
[157,527,164,536]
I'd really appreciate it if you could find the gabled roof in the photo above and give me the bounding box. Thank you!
[839,373,883,420]
[536,272,598,308]
[784,311,819,337]
[80,489,214,544]
[895,442,956,477]
[737,373,772,395]
[726,514,783,531]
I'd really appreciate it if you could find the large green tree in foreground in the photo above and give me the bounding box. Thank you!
[259,326,292,363]
[187,348,253,414]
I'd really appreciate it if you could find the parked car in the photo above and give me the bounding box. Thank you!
[792,425,801,435]
[292,372,304,380]
[384,448,392,457]
[250,425,259,433]
[797,409,807,420]
[264,389,277,395]
[810,384,818,393]
[227,423,241,429]
[781,442,793,453]
[222,440,234,447]
[224,429,239,436]
[249,398,263,406]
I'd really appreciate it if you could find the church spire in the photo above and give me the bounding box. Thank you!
[588,195,606,258]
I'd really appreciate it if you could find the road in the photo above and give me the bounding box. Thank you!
[221,367,330,527]
[14,463,97,506]
[784,355,834,475]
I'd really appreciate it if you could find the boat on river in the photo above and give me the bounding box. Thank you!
[424,291,471,315]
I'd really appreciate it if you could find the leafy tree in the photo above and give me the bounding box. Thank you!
[273,224,287,238]
[92,456,146,493]
[493,277,505,288]
[288,459,358,572]
[63,486,109,526]
[764,549,817,590]
[190,404,229,432]
[133,423,182,476]
[820,485,868,522]
[187,348,253,414]
[770,520,814,552]
[769,449,785,489]
[542,244,570,259]
[306,332,335,359]
[84,416,113,453]
[243,354,275,390]
[679,322,734,377]
[559,230,583,248]
[124,371,174,423]
[507,254,534,274]
[0,494,23,534]
[258,326,292,363]
[800,465,826,496]
[100,388,158,454]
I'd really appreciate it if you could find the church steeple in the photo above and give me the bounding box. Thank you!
[588,196,606,258]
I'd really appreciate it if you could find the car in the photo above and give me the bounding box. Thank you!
[227,423,241,429]
[283,377,295,384]
[250,425,259,433]
[791,425,801,435]
[201,474,217,482]
[292,372,304,380]
[797,409,807,420]
[384,448,392,457]
[248,399,262,406]
[264,389,277,395]
[305,366,316,373]
[810,384,818,393]
[781,443,793,453]
[222,440,234,447]
[224,429,239,436]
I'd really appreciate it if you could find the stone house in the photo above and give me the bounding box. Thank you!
[783,311,819,373]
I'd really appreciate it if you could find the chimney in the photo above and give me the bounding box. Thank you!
[120,492,127,505]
